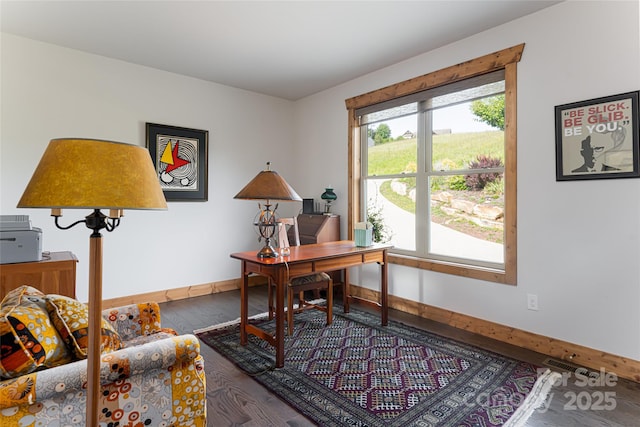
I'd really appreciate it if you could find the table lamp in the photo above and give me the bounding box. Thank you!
[234,162,301,257]
[321,187,337,214]
[17,138,167,426]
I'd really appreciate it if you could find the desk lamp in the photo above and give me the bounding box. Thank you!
[17,138,167,426]
[234,162,301,257]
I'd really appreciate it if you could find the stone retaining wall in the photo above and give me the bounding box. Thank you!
[432,191,503,229]
[390,179,503,230]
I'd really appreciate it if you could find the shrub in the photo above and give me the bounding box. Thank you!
[465,155,503,190]
[431,177,445,191]
[483,178,504,198]
[447,175,468,191]
[404,161,417,173]
[367,201,393,243]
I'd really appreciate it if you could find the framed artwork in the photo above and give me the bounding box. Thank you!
[146,122,208,201]
[555,91,639,181]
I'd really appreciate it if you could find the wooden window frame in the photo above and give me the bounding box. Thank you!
[345,44,524,285]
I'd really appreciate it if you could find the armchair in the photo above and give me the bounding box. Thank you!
[0,296,206,426]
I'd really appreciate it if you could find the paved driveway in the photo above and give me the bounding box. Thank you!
[376,193,504,264]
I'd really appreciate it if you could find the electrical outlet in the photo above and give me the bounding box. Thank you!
[527,294,539,311]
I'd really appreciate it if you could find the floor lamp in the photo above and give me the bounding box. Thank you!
[17,138,167,426]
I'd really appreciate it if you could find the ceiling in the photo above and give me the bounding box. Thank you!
[0,1,561,100]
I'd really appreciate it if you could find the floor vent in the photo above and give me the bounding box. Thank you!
[543,358,600,378]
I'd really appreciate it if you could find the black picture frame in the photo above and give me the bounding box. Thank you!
[555,91,639,181]
[146,122,208,201]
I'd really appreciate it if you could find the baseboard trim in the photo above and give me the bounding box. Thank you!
[102,276,268,309]
[103,280,639,383]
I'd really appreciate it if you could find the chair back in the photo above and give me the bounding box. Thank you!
[278,217,300,247]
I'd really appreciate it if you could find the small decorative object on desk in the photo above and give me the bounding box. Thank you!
[321,187,337,214]
[354,222,373,247]
[277,222,290,256]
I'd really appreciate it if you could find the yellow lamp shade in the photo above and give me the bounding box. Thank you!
[17,138,167,210]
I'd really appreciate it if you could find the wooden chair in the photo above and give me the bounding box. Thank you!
[268,217,333,335]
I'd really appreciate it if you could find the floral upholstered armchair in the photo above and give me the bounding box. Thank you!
[0,286,206,426]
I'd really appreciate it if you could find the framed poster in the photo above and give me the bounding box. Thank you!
[146,123,208,201]
[555,91,639,181]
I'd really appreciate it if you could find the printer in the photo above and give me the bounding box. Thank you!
[0,215,43,264]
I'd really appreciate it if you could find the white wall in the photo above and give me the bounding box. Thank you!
[0,33,296,302]
[293,1,640,360]
[2,1,639,361]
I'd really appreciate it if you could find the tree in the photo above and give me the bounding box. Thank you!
[372,123,391,145]
[470,95,504,130]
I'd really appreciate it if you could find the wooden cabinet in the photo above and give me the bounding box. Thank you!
[0,251,78,299]
[291,214,340,245]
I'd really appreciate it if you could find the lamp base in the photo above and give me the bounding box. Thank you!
[254,203,279,258]
[257,241,279,258]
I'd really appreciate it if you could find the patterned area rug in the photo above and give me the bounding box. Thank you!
[196,306,559,426]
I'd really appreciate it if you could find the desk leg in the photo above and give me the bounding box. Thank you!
[240,262,248,345]
[275,275,285,368]
[343,267,350,313]
[381,249,388,326]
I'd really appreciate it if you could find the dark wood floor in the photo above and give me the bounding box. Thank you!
[159,286,640,426]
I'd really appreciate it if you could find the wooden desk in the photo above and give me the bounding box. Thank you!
[230,240,391,368]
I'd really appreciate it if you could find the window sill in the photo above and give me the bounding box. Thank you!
[388,253,515,285]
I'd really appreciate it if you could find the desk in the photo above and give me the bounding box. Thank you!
[231,240,391,368]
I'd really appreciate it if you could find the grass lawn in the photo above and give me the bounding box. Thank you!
[368,131,503,175]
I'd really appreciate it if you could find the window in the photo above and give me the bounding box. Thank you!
[345,44,524,285]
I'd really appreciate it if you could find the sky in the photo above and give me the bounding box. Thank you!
[385,102,496,137]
